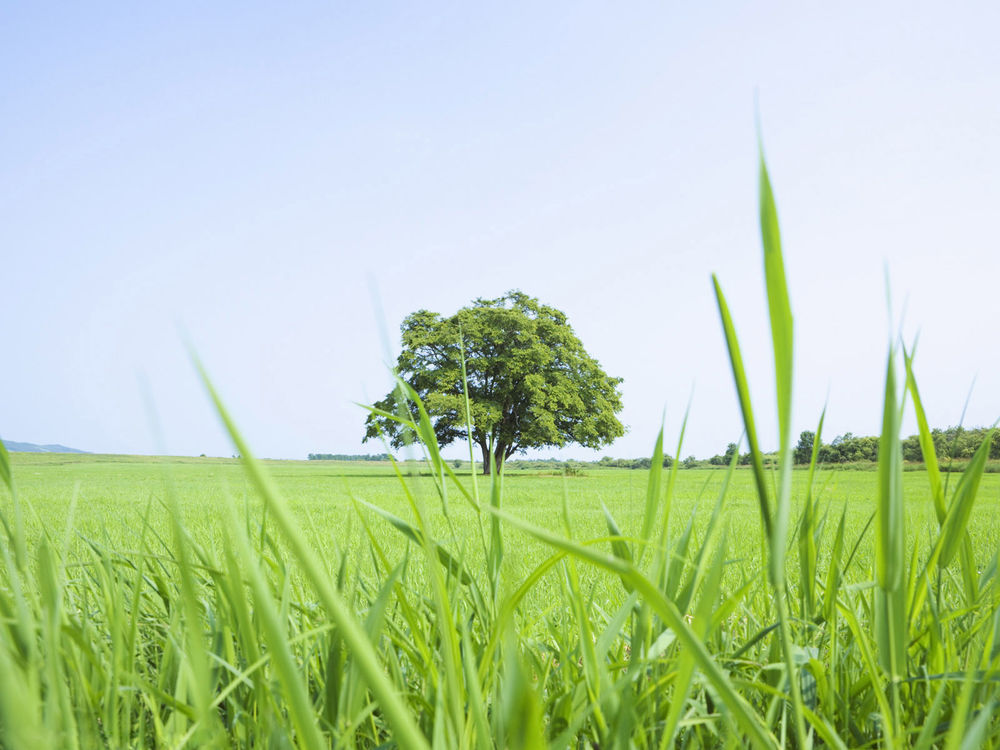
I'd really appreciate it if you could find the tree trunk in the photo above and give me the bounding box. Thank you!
[480,443,492,475]
[480,442,509,475]
[493,443,508,475]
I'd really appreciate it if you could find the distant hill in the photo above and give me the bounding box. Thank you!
[2,440,88,454]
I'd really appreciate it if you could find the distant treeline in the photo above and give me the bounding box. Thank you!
[598,456,674,469]
[506,457,675,470]
[307,453,393,461]
[351,426,997,472]
[509,425,1000,473]
[792,426,1000,464]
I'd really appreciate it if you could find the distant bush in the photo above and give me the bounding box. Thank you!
[307,453,392,461]
[598,455,673,469]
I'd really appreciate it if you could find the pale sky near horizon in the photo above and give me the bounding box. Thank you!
[3,3,999,461]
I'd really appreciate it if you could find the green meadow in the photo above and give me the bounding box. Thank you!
[11,453,1000,594]
[4,446,1000,747]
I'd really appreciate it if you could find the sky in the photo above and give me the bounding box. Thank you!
[2,3,999,461]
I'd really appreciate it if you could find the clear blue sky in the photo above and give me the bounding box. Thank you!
[3,3,999,460]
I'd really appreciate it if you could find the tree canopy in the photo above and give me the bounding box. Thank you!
[363,291,625,473]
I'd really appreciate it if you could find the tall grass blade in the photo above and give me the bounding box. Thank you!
[601,501,634,593]
[488,457,503,599]
[457,324,481,498]
[712,277,772,541]
[641,425,665,551]
[353,499,473,584]
[221,497,326,750]
[957,700,995,750]
[903,345,945,520]
[758,146,793,456]
[798,409,825,617]
[0,436,12,494]
[0,434,27,570]
[661,517,730,747]
[714,139,806,748]
[938,427,995,567]
[194,358,431,750]
[653,403,690,585]
[873,346,906,746]
[496,633,547,750]
[875,349,904,594]
[758,143,795,581]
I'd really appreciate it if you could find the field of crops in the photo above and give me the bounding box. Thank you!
[9,453,1000,598]
[2,444,1000,748]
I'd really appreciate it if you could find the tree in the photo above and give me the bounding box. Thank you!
[363,291,625,474]
[709,442,739,466]
[794,431,815,464]
[901,435,923,462]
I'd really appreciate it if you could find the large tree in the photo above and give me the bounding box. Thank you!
[364,291,625,473]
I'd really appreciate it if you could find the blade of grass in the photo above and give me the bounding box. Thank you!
[712,277,772,542]
[758,142,795,578]
[640,424,665,553]
[903,344,945,521]
[194,358,431,750]
[757,153,805,750]
[0,434,27,570]
[938,427,995,568]
[875,347,905,586]
[353,499,472,584]
[798,408,826,618]
[873,345,906,741]
[487,456,503,601]
[220,496,326,750]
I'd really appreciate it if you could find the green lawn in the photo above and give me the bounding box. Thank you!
[4,450,1000,747]
[10,451,1000,631]
[13,452,1000,570]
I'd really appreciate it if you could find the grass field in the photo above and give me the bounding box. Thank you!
[3,448,1000,747]
[10,452,1000,595]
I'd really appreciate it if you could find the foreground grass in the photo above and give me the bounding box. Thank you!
[2,445,999,748]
